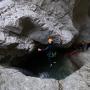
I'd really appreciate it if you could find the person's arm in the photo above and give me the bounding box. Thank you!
[43,46,49,51]
[38,46,49,52]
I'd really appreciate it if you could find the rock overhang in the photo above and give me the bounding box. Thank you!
[0,0,89,90]
[0,0,78,47]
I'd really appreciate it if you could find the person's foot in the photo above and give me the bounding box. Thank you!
[53,62,56,64]
[50,64,53,68]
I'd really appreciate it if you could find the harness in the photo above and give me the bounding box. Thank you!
[47,51,56,58]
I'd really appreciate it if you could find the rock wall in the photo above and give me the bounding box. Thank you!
[0,0,78,61]
[0,0,90,90]
[73,0,90,43]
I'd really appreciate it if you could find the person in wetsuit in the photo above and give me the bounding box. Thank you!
[38,36,57,67]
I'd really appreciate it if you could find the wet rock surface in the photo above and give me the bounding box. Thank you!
[0,0,90,90]
[0,66,59,90]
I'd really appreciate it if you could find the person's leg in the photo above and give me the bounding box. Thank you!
[87,43,90,50]
[48,57,53,67]
[48,57,52,64]
[48,57,56,67]
[86,44,88,50]
[81,44,85,51]
[52,57,56,64]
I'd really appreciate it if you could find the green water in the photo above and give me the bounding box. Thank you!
[39,57,74,80]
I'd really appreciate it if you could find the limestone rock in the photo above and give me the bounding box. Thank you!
[0,0,78,46]
[0,67,59,90]
[0,0,90,90]
[62,64,90,90]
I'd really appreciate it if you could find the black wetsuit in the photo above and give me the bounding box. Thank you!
[43,43,56,65]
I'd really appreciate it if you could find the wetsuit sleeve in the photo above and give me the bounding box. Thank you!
[42,46,49,51]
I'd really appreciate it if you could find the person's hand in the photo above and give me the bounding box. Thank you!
[38,48,42,51]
